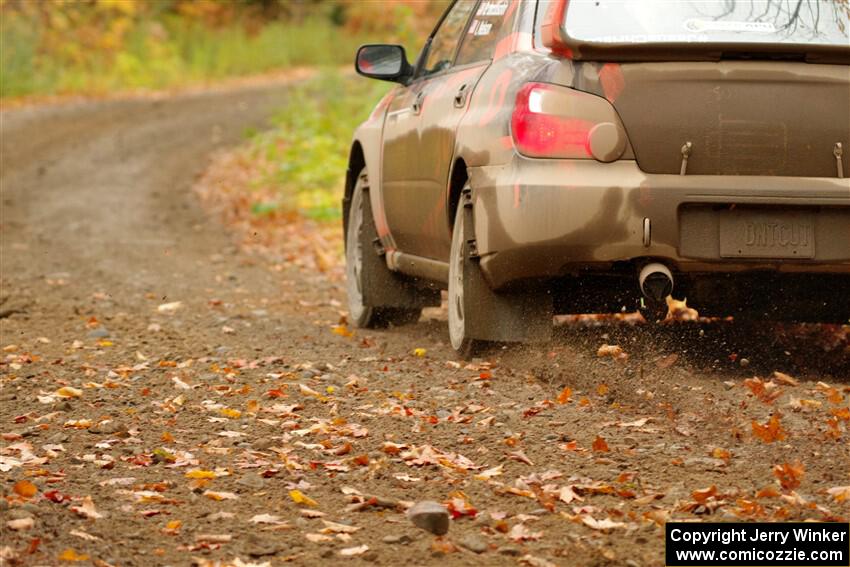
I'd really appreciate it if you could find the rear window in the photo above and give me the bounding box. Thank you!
[561,0,850,48]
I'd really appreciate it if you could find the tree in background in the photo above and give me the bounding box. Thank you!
[0,0,448,98]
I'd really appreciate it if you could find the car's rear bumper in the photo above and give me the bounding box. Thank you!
[468,157,850,289]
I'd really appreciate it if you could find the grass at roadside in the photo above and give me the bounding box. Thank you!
[247,72,391,221]
[1,16,371,98]
[194,71,390,276]
[0,0,445,100]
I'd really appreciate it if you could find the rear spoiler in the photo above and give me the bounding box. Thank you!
[541,0,850,65]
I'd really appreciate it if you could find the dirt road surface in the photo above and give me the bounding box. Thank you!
[1,82,848,567]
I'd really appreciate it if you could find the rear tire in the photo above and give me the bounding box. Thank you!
[345,169,434,328]
[448,198,487,356]
[447,182,553,357]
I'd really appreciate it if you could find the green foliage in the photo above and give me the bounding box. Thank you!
[248,72,390,220]
[0,0,445,99]
[1,16,371,97]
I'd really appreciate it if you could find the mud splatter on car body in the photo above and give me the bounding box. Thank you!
[346,0,850,351]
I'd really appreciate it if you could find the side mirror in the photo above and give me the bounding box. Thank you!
[355,44,413,84]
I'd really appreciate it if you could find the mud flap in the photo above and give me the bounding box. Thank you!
[459,189,552,343]
[359,185,440,309]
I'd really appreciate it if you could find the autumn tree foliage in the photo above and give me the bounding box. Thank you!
[0,0,446,97]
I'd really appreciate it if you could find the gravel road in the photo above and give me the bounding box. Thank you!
[1,82,847,567]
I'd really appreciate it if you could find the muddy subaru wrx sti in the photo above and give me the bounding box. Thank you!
[343,0,850,354]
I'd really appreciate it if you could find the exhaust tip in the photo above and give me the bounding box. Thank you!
[639,263,674,303]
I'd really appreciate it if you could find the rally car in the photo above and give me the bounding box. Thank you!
[344,0,850,354]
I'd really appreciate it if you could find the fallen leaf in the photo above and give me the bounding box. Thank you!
[665,296,698,321]
[413,348,426,357]
[592,436,609,452]
[185,469,217,479]
[250,514,284,524]
[474,464,504,481]
[7,518,34,531]
[692,485,718,504]
[70,496,103,519]
[381,441,406,455]
[507,450,534,466]
[773,462,805,491]
[56,386,83,398]
[44,490,69,503]
[299,383,328,401]
[300,509,326,518]
[339,545,369,556]
[445,493,477,519]
[743,377,782,404]
[162,520,182,535]
[203,490,239,501]
[331,324,353,338]
[752,414,787,443]
[556,386,572,404]
[321,520,360,534]
[559,485,583,504]
[597,344,627,360]
[157,301,182,313]
[827,486,850,503]
[756,485,780,499]
[618,418,649,428]
[509,523,543,541]
[13,480,37,498]
[581,516,626,530]
[289,489,318,507]
[58,548,90,562]
[430,539,458,554]
[772,371,799,386]
[711,448,731,462]
[787,397,822,411]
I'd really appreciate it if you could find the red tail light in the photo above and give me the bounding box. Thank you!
[510,82,627,162]
[511,83,592,158]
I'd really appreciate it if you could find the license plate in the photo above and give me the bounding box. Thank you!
[719,210,815,259]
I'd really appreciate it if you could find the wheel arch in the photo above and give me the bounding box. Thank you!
[447,157,469,233]
[343,141,367,244]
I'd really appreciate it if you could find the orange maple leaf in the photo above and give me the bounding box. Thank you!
[556,386,572,404]
[751,414,787,443]
[743,377,782,404]
[592,436,609,452]
[692,485,718,504]
[772,461,805,491]
[755,485,780,499]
